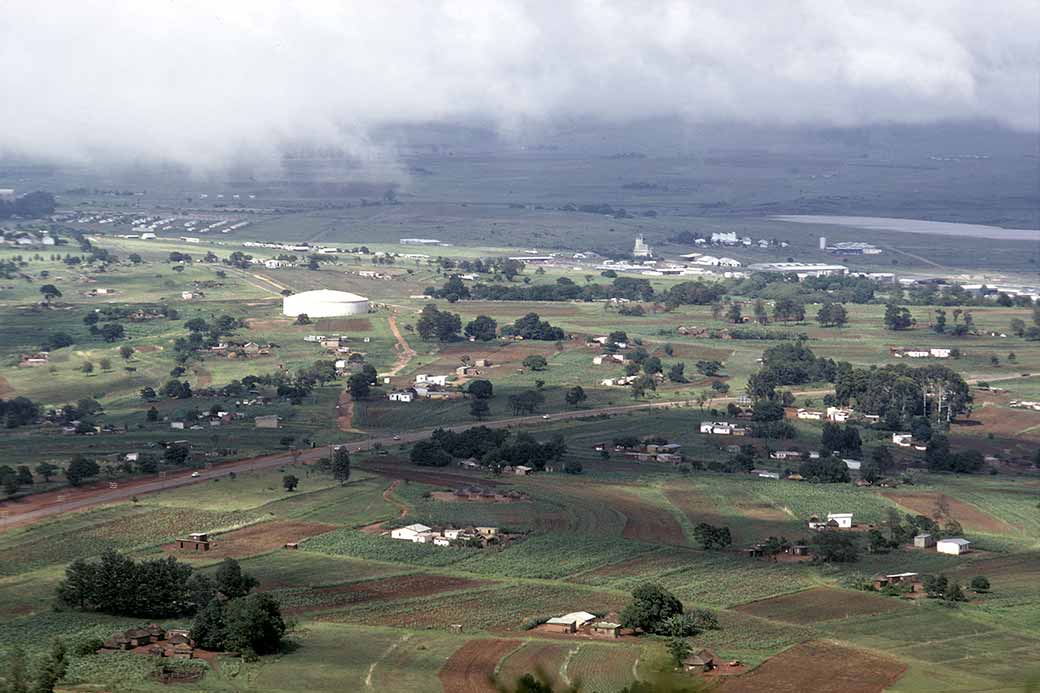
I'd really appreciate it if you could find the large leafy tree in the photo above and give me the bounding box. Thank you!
[464,315,498,341]
[619,583,684,634]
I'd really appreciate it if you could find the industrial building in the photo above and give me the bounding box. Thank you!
[747,262,849,278]
[633,235,653,258]
[282,289,369,318]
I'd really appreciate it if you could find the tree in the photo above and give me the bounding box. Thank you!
[667,637,692,669]
[416,304,462,342]
[506,312,565,341]
[35,462,58,482]
[215,558,259,600]
[464,315,498,341]
[223,593,287,655]
[884,303,914,330]
[693,522,732,550]
[773,298,805,323]
[860,460,881,484]
[331,447,351,485]
[1010,318,1026,337]
[39,284,62,302]
[43,332,74,351]
[619,583,684,634]
[410,440,453,467]
[522,355,548,371]
[564,386,587,407]
[467,380,494,400]
[80,361,94,374]
[32,639,67,693]
[753,299,769,325]
[970,576,990,592]
[294,313,311,325]
[695,360,722,377]
[470,399,491,420]
[191,598,228,650]
[725,303,743,324]
[347,372,371,400]
[65,455,99,486]
[119,345,134,360]
[816,302,848,328]
[282,474,299,492]
[810,529,859,563]
[667,362,687,383]
[798,456,850,483]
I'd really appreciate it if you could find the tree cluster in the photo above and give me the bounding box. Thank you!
[501,312,565,341]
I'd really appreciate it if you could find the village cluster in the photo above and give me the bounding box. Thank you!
[389,523,507,548]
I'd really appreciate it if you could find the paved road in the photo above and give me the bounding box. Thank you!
[0,389,832,529]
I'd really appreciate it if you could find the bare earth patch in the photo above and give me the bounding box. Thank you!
[285,574,492,614]
[164,520,336,559]
[0,376,12,398]
[733,587,911,624]
[880,491,1014,533]
[718,640,907,693]
[438,639,521,693]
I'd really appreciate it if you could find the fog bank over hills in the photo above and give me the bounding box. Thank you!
[0,1,1037,171]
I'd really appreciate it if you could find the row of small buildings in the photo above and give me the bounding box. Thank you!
[390,523,501,547]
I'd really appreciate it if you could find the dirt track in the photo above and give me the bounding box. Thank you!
[438,639,521,693]
[0,387,831,531]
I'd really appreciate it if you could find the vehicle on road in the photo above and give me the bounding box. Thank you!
[392,434,401,441]
[190,471,200,478]
[542,414,551,419]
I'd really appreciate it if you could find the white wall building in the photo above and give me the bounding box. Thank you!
[282,289,369,318]
[937,538,972,555]
[391,524,432,542]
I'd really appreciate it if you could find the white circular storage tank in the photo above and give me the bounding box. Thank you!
[282,289,369,318]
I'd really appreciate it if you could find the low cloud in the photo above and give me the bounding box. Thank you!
[1,1,1036,170]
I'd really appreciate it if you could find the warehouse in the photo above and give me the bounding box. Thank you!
[747,262,849,279]
[282,289,369,318]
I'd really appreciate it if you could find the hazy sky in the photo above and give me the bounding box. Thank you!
[1,1,1037,169]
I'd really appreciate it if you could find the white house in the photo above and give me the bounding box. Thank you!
[892,433,914,447]
[700,421,747,436]
[263,259,286,269]
[432,536,451,547]
[930,348,951,358]
[388,389,416,403]
[827,513,854,528]
[937,538,972,555]
[415,374,450,386]
[842,459,862,471]
[770,450,803,460]
[390,524,432,542]
[443,528,466,540]
[826,407,853,423]
[796,409,824,420]
[546,611,597,632]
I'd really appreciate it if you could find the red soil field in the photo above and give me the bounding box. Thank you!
[164,520,336,559]
[880,492,1013,533]
[496,641,572,690]
[718,640,907,693]
[283,574,492,614]
[607,490,687,545]
[733,587,910,624]
[439,639,522,693]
